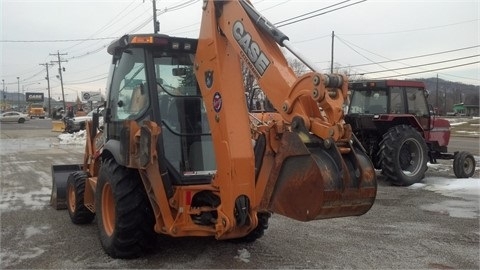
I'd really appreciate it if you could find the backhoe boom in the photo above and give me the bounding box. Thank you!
[195,0,376,222]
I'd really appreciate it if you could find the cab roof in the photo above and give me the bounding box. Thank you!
[107,34,198,56]
[349,79,426,89]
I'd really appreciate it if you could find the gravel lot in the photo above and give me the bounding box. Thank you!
[0,123,479,269]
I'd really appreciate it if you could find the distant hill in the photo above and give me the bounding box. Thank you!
[416,77,479,114]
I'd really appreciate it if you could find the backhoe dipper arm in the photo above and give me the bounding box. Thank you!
[195,0,376,227]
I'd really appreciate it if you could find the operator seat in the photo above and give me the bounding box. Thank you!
[130,84,147,114]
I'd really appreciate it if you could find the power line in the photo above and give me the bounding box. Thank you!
[369,61,480,80]
[275,0,350,25]
[60,0,140,52]
[343,45,480,68]
[158,0,199,13]
[66,76,108,85]
[360,55,479,75]
[259,0,291,12]
[335,34,403,75]
[276,0,367,28]
[340,19,479,36]
[65,4,151,57]
[64,2,185,61]
[334,34,479,81]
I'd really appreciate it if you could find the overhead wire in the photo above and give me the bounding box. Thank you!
[60,0,139,52]
[334,34,480,81]
[335,34,403,76]
[3,1,478,89]
[344,45,480,68]
[340,19,479,36]
[274,0,350,25]
[360,55,479,75]
[62,0,200,87]
[275,0,367,28]
[369,61,479,80]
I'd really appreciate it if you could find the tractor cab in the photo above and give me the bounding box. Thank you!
[104,34,216,188]
[347,80,432,131]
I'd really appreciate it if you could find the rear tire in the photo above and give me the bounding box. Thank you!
[453,151,476,178]
[379,125,428,186]
[66,171,95,224]
[96,158,155,259]
[18,118,25,123]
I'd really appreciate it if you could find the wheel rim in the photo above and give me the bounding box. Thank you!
[101,182,115,237]
[399,138,424,176]
[463,157,475,174]
[67,183,76,213]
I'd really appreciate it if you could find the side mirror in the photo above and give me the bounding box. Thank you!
[172,68,187,76]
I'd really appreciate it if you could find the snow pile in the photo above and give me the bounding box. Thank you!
[409,175,480,219]
[422,177,480,199]
[234,248,251,263]
[57,130,86,145]
[449,121,467,126]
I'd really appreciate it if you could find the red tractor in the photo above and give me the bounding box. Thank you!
[345,80,476,186]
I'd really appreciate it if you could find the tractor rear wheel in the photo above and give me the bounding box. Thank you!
[453,151,476,178]
[66,171,95,224]
[96,158,155,259]
[379,125,428,186]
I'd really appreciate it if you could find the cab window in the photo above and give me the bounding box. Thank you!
[109,48,149,121]
[406,87,428,116]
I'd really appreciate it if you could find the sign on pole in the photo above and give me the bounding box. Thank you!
[25,92,44,102]
[81,91,102,102]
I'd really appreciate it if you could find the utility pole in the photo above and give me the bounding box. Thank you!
[435,74,439,114]
[330,31,334,73]
[1,79,4,111]
[40,63,53,118]
[50,51,68,111]
[17,77,20,110]
[152,0,159,33]
[444,87,447,115]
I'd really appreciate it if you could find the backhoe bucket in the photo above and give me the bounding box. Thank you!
[50,164,82,209]
[261,132,377,221]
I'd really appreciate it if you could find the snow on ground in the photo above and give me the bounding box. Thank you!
[57,130,86,145]
[411,176,480,219]
[449,122,467,126]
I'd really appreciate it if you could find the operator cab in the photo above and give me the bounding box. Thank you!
[105,34,216,186]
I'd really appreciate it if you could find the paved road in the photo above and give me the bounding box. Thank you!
[0,123,479,269]
[449,136,480,156]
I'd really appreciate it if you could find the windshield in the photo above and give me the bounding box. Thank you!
[348,89,388,114]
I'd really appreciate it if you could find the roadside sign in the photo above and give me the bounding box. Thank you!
[25,92,44,102]
[81,91,102,101]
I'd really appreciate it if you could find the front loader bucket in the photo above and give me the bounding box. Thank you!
[261,132,377,221]
[50,164,82,209]
[51,120,65,132]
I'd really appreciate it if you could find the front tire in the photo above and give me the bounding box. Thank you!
[96,158,155,259]
[229,212,271,243]
[453,151,476,178]
[66,171,95,224]
[378,125,428,186]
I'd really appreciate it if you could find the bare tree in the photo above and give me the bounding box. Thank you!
[288,58,308,76]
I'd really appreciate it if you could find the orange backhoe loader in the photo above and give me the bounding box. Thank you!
[51,0,377,259]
